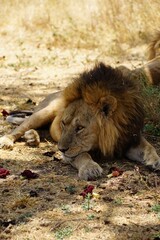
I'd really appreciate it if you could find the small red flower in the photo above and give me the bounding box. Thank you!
[112,170,121,177]
[21,170,39,179]
[80,185,94,198]
[1,109,9,117]
[0,168,10,178]
[107,167,123,178]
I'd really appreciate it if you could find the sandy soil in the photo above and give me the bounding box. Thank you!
[0,38,160,240]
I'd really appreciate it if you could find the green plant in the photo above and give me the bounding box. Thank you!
[142,85,160,128]
[152,204,160,213]
[87,214,95,220]
[8,55,32,71]
[152,233,160,239]
[65,185,76,194]
[113,198,123,205]
[61,205,71,214]
[151,204,160,219]
[144,123,160,136]
[143,86,160,97]
[17,212,33,223]
[55,226,73,240]
[84,226,92,232]
[82,193,92,210]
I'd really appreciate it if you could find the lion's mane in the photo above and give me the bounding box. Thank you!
[62,63,144,158]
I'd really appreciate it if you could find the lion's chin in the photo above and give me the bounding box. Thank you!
[61,154,73,163]
[63,152,81,158]
[63,148,84,159]
[60,146,84,158]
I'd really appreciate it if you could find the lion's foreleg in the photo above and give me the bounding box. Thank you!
[0,95,64,149]
[68,152,103,180]
[0,103,58,149]
[126,136,160,170]
[50,115,62,143]
[0,110,50,149]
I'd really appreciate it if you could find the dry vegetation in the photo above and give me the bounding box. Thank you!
[0,1,160,240]
[0,0,160,52]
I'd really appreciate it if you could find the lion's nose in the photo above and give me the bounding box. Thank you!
[58,146,69,153]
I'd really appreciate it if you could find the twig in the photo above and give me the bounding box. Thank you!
[51,218,90,231]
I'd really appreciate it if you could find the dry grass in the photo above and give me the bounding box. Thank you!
[0,0,160,53]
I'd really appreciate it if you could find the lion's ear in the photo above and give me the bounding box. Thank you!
[99,96,117,116]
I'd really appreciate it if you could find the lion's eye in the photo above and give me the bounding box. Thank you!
[76,125,84,133]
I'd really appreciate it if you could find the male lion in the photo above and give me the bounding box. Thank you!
[0,63,160,180]
[148,30,160,60]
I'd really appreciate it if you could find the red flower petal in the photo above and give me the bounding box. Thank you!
[21,170,39,179]
[110,167,123,173]
[1,109,9,117]
[107,167,123,178]
[112,170,120,177]
[80,185,94,198]
[0,168,10,178]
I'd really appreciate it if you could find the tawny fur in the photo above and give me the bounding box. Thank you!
[148,30,160,60]
[0,62,160,179]
[62,63,144,158]
[118,56,160,86]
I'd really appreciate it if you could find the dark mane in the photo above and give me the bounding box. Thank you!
[79,62,137,94]
[63,62,145,158]
[63,62,139,105]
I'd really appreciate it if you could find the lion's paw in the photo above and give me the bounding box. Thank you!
[78,161,103,181]
[146,157,160,171]
[143,149,160,171]
[0,135,14,149]
[153,160,160,170]
[24,129,40,147]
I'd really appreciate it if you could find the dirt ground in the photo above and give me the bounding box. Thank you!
[0,38,160,240]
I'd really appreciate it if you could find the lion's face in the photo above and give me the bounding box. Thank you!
[57,63,144,160]
[58,99,98,158]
